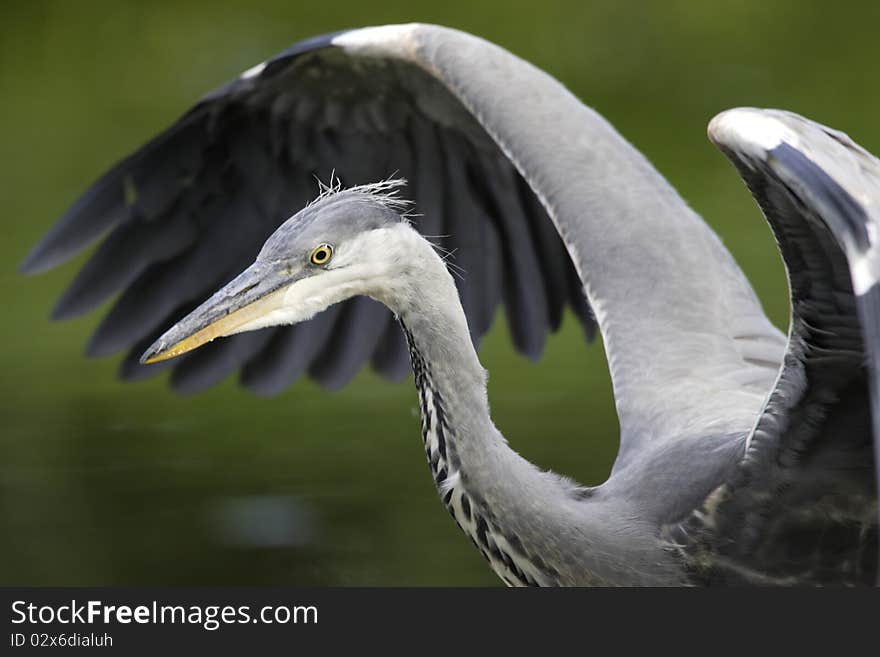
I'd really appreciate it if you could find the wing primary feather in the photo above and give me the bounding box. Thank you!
[240,305,342,396]
[458,146,504,339]
[20,174,125,275]
[308,297,392,390]
[513,173,570,332]
[170,330,276,394]
[118,307,199,381]
[408,118,447,253]
[86,189,267,356]
[51,204,198,320]
[440,130,489,343]
[371,319,412,381]
[469,153,549,359]
[22,118,206,274]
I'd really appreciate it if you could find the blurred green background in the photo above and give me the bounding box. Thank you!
[2,0,878,586]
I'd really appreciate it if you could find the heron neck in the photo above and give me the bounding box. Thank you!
[387,235,497,494]
[394,285,548,585]
[377,233,632,586]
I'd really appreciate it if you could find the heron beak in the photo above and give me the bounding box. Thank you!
[140,262,300,365]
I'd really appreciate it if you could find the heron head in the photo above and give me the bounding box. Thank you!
[141,180,415,364]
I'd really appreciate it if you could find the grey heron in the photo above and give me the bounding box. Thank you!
[22,23,880,585]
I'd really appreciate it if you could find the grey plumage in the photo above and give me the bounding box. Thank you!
[23,24,879,585]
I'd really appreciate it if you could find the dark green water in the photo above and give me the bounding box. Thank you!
[2,0,877,585]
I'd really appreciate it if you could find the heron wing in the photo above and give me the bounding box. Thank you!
[25,23,787,459]
[664,109,879,585]
[346,26,785,455]
[21,29,595,395]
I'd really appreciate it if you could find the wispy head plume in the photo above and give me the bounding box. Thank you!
[310,175,413,217]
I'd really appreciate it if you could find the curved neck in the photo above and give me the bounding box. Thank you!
[382,24,778,445]
[384,233,553,586]
[373,228,678,586]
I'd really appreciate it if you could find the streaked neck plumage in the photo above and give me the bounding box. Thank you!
[370,226,681,586]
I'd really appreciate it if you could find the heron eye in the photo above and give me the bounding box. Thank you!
[310,244,333,266]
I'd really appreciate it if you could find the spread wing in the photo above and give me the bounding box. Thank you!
[666,109,880,586]
[22,30,593,395]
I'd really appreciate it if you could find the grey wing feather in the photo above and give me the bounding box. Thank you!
[51,203,198,320]
[474,153,551,358]
[371,319,413,382]
[515,172,572,333]
[241,306,343,396]
[442,131,494,341]
[667,109,879,585]
[23,30,595,394]
[172,331,275,395]
[23,121,206,275]
[309,297,391,390]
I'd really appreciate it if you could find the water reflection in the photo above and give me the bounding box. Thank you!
[208,495,316,549]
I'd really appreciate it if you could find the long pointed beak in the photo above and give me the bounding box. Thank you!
[140,261,300,364]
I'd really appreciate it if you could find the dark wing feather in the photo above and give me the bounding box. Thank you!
[171,330,275,395]
[309,297,391,390]
[483,153,552,358]
[241,306,343,396]
[23,120,206,275]
[23,31,595,394]
[442,130,492,341]
[514,172,588,334]
[371,319,413,382]
[666,111,879,586]
[51,202,199,320]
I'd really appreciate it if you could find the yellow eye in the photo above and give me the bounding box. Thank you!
[310,244,333,266]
